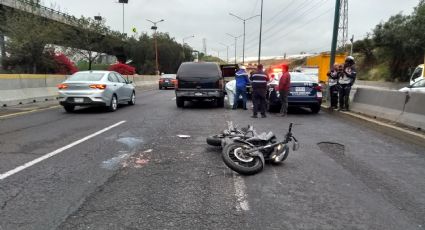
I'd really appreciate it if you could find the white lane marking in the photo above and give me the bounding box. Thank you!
[233,173,250,211]
[0,120,127,180]
[172,97,176,101]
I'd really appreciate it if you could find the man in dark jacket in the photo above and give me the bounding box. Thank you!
[279,64,291,116]
[233,66,249,110]
[327,63,341,109]
[250,64,269,118]
[339,56,357,111]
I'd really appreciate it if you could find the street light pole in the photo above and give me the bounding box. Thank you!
[147,19,165,75]
[219,42,229,63]
[229,13,260,64]
[258,0,264,65]
[118,0,128,34]
[182,35,194,61]
[226,33,243,64]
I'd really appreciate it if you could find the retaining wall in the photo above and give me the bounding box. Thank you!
[351,88,425,130]
[0,74,159,106]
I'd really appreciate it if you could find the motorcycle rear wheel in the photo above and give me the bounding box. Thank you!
[222,142,264,175]
[206,135,223,146]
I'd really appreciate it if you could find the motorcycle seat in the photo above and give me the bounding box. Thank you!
[247,131,275,142]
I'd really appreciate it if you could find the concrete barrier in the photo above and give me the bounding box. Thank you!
[351,88,425,130]
[0,74,159,107]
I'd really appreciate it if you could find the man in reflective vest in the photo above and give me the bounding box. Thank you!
[339,56,357,111]
[249,64,269,118]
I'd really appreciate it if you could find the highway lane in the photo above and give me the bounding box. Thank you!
[0,89,424,230]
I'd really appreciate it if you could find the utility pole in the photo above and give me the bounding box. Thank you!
[118,0,129,34]
[258,0,264,65]
[330,0,341,69]
[350,34,354,56]
[147,19,165,75]
[226,33,243,64]
[229,13,260,65]
[219,42,230,63]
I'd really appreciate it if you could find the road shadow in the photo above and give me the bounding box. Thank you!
[181,100,224,110]
[63,104,134,114]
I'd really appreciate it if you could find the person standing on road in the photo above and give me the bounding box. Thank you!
[278,64,291,116]
[225,80,236,109]
[327,63,340,109]
[233,66,249,110]
[339,56,357,111]
[250,64,269,118]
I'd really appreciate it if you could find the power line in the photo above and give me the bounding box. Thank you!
[244,6,333,57]
[244,0,330,50]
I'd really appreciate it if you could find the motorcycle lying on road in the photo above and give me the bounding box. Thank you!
[222,123,299,175]
[206,121,255,148]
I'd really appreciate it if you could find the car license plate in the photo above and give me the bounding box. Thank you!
[195,92,203,96]
[74,98,84,103]
[295,87,305,92]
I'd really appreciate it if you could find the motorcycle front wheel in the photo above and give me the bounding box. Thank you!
[222,142,264,175]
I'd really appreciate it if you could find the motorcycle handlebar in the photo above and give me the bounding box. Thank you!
[288,123,293,133]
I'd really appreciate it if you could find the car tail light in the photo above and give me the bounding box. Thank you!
[219,79,224,89]
[89,84,107,89]
[159,79,164,83]
[171,79,177,84]
[57,84,68,89]
[174,79,179,89]
[314,85,322,92]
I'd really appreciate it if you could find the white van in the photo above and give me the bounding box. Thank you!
[410,64,424,85]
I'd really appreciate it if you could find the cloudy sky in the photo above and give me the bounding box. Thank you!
[43,0,420,60]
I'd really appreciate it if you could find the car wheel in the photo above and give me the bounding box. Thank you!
[128,92,136,105]
[217,97,225,108]
[64,105,75,113]
[108,95,118,112]
[176,97,184,108]
[311,105,321,114]
[159,85,162,90]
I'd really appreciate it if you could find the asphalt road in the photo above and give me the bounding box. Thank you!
[0,89,424,230]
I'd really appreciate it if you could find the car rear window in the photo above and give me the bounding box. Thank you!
[68,73,104,81]
[161,74,176,79]
[290,73,317,82]
[178,63,220,78]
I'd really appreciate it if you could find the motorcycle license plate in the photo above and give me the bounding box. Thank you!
[74,98,84,103]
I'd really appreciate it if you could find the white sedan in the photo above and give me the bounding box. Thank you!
[399,78,425,93]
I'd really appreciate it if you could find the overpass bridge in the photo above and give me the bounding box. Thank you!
[0,0,126,65]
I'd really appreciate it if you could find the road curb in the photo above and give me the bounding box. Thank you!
[321,105,425,148]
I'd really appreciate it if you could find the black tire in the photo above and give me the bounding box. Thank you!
[311,105,321,114]
[176,97,184,108]
[63,105,75,113]
[217,97,225,108]
[206,135,223,146]
[107,95,118,112]
[159,85,162,90]
[128,92,136,105]
[222,142,264,175]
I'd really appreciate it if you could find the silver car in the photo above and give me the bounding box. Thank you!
[58,71,136,112]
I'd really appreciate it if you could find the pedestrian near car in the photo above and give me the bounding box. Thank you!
[250,64,269,118]
[327,63,340,109]
[278,64,291,116]
[233,66,249,110]
[339,56,357,111]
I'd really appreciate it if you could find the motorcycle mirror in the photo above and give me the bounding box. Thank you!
[292,141,300,151]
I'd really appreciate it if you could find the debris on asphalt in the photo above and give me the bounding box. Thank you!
[177,134,191,139]
[143,149,153,153]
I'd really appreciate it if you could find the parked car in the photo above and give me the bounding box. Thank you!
[410,64,424,85]
[58,71,135,113]
[159,74,177,89]
[175,62,225,108]
[266,72,322,113]
[399,78,425,93]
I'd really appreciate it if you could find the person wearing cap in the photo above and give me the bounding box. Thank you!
[278,63,291,116]
[233,66,249,110]
[339,56,357,111]
[249,64,269,118]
